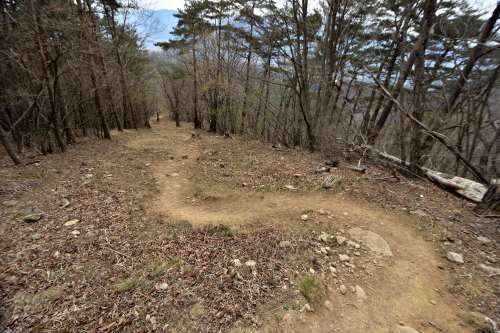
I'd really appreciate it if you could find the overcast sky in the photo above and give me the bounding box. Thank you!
[140,0,497,12]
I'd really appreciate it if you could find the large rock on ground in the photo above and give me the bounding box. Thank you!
[348,227,393,256]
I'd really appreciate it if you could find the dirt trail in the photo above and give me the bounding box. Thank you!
[126,122,473,332]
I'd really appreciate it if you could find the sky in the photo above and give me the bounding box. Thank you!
[140,0,498,12]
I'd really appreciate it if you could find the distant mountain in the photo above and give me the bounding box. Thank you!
[136,9,179,51]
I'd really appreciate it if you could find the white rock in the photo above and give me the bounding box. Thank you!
[60,198,70,208]
[233,259,242,267]
[171,173,179,177]
[446,251,464,264]
[329,266,337,274]
[339,254,350,261]
[301,303,314,312]
[347,240,360,249]
[71,230,80,236]
[477,236,491,244]
[324,300,334,311]
[339,284,347,294]
[309,268,316,274]
[479,264,500,275]
[284,185,297,190]
[318,209,327,215]
[319,246,330,254]
[355,285,367,299]
[301,214,309,221]
[156,282,169,290]
[392,324,420,333]
[3,200,18,207]
[336,236,346,245]
[319,232,331,242]
[64,219,79,227]
[348,227,392,256]
[245,260,256,268]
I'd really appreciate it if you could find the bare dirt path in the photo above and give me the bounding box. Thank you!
[125,121,476,333]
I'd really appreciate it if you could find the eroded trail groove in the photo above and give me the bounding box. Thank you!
[1,121,498,332]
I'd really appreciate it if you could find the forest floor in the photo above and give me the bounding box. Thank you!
[1,120,499,333]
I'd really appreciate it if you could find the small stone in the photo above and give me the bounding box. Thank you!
[319,232,331,242]
[242,182,248,187]
[60,198,70,208]
[336,236,346,245]
[64,219,79,227]
[318,209,327,215]
[284,185,297,190]
[339,254,350,261]
[31,233,42,240]
[477,236,491,244]
[393,324,420,333]
[302,303,313,312]
[339,285,347,295]
[171,172,179,177]
[22,213,43,223]
[156,282,169,290]
[85,173,93,178]
[319,246,330,254]
[329,266,337,274]
[478,263,500,275]
[301,214,309,221]
[446,251,464,264]
[3,200,18,207]
[486,256,497,264]
[355,285,367,299]
[309,268,316,274]
[410,209,427,218]
[233,259,242,266]
[71,230,80,236]
[6,275,18,285]
[430,300,437,305]
[347,240,360,249]
[324,300,334,311]
[245,260,256,268]
[279,240,291,248]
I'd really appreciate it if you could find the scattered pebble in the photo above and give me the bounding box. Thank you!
[393,324,419,333]
[300,214,309,221]
[339,285,347,295]
[446,251,464,264]
[3,200,18,207]
[478,263,500,275]
[339,254,350,261]
[22,213,43,223]
[324,300,334,311]
[355,285,367,300]
[477,236,491,245]
[245,260,256,268]
[64,219,79,227]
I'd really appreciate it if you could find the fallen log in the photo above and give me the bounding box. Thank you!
[474,183,500,213]
[424,170,487,203]
[366,145,487,203]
